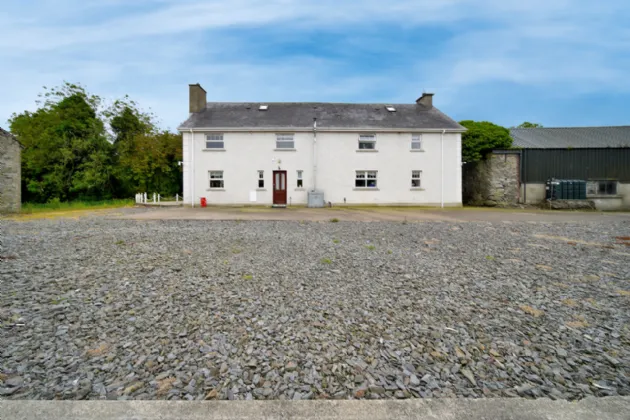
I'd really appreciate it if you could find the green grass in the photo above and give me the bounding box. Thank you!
[365,245,376,251]
[332,239,340,244]
[329,218,340,223]
[242,274,253,280]
[320,258,332,264]
[21,199,134,214]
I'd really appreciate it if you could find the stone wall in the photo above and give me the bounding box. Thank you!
[0,128,21,213]
[462,152,520,206]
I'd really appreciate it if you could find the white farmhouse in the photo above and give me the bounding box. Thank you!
[179,84,465,207]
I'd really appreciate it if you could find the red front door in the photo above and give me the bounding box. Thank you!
[273,170,287,205]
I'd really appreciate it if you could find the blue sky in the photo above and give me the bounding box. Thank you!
[2,0,630,132]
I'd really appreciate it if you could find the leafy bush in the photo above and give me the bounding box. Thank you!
[459,120,513,163]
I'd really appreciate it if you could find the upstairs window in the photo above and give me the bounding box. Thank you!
[411,134,422,150]
[358,134,376,150]
[297,170,303,188]
[258,171,264,188]
[209,171,224,189]
[411,170,422,187]
[355,171,377,188]
[276,134,295,149]
[206,134,224,149]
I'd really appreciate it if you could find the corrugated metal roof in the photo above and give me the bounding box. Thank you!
[510,126,630,149]
[178,102,464,131]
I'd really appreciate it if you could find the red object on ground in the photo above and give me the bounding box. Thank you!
[200,197,207,207]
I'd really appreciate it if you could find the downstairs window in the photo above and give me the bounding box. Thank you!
[587,180,617,196]
[356,171,377,188]
[209,171,224,189]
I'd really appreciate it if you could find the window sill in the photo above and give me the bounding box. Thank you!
[294,188,305,191]
[353,188,380,191]
[410,149,425,152]
[274,148,296,152]
[203,149,226,152]
[206,188,226,191]
[256,188,267,191]
[410,187,425,191]
[356,149,378,153]
[587,194,622,199]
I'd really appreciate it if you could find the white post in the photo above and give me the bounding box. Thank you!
[158,194,161,203]
[176,194,179,203]
[143,193,147,204]
[153,193,156,203]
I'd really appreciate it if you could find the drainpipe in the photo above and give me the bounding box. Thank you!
[522,150,527,204]
[313,118,317,191]
[441,129,445,208]
[190,129,194,208]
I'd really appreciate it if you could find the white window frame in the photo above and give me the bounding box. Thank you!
[276,134,295,150]
[296,170,303,188]
[355,170,378,188]
[411,134,423,151]
[206,134,224,149]
[358,134,376,150]
[258,170,265,189]
[209,171,224,189]
[411,170,422,188]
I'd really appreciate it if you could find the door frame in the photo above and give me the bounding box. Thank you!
[272,170,288,206]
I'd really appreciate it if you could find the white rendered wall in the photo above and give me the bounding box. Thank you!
[182,130,462,206]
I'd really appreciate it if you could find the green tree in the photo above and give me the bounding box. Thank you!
[122,130,182,195]
[10,83,114,202]
[459,120,513,163]
[10,83,183,203]
[106,99,154,197]
[516,122,543,128]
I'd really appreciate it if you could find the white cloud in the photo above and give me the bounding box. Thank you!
[1,0,629,129]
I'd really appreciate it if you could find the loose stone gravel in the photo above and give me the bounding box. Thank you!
[1,216,629,400]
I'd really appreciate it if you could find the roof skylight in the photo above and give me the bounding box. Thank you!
[259,105,268,111]
[386,106,396,112]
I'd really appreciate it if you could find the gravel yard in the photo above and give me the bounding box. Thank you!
[1,215,629,401]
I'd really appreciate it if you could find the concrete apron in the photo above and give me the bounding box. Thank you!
[3,398,630,420]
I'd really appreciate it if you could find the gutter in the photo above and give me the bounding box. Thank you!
[178,127,468,134]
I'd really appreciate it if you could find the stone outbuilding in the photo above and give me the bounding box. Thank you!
[0,127,22,213]
[463,126,630,210]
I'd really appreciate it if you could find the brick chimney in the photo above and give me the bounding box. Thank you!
[416,93,434,108]
[189,83,207,113]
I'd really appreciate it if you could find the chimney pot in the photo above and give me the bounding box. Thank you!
[416,93,434,108]
[189,83,207,113]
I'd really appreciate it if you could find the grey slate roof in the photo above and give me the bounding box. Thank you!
[178,102,464,131]
[510,126,630,149]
